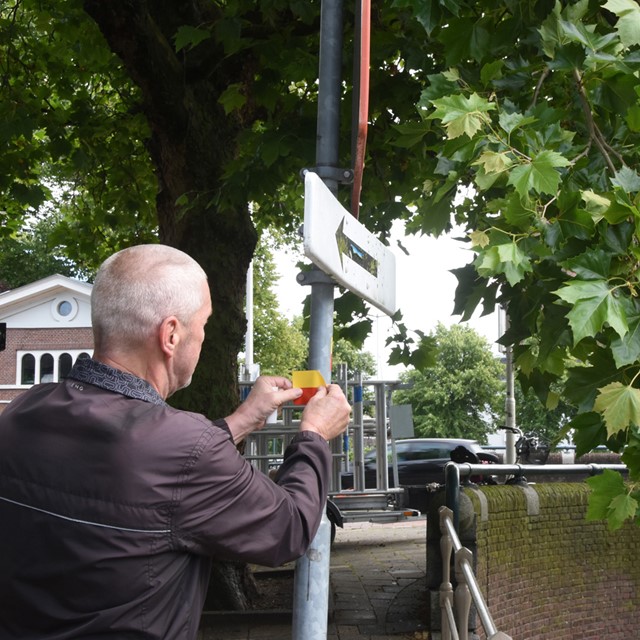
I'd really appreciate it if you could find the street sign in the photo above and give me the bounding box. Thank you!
[303,171,397,316]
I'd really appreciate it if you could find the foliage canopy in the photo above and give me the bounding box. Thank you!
[393,324,504,442]
[411,0,640,528]
[3,0,640,532]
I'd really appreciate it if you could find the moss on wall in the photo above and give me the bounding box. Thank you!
[463,483,640,640]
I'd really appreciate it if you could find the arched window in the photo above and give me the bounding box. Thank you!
[21,354,35,385]
[59,353,73,379]
[40,353,54,383]
[17,349,93,386]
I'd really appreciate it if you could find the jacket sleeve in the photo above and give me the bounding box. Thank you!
[172,426,331,567]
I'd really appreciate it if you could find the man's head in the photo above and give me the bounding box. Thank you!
[91,245,212,396]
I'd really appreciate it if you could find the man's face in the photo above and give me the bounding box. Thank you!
[171,281,212,395]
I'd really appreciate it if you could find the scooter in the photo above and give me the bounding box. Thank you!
[501,425,550,465]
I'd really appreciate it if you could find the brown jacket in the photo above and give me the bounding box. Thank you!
[0,359,331,639]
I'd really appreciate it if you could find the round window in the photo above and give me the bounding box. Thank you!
[51,297,78,322]
[57,300,73,316]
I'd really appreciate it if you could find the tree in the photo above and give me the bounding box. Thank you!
[407,0,640,529]
[392,324,504,443]
[514,379,576,444]
[249,236,308,377]
[4,0,639,551]
[0,218,84,290]
[332,338,377,382]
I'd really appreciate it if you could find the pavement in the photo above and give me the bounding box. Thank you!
[198,516,428,639]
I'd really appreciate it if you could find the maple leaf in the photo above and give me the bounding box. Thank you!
[593,382,640,438]
[473,150,513,174]
[507,150,570,197]
[587,469,638,530]
[554,279,628,344]
[429,93,495,140]
[468,229,490,248]
[604,0,640,48]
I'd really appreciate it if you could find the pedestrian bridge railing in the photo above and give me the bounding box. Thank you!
[439,461,629,638]
[438,506,512,640]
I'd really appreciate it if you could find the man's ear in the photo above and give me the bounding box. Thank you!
[159,316,180,357]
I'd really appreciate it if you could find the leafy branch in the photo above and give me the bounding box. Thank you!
[573,68,622,174]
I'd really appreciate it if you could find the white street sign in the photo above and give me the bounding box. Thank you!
[303,171,397,316]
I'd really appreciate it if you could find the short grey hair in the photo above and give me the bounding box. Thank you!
[91,244,208,351]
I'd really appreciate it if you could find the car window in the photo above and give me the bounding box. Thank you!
[409,442,444,460]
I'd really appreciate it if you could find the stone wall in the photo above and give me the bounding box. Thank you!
[427,483,640,639]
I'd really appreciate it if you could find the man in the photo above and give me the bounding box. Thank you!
[0,244,351,639]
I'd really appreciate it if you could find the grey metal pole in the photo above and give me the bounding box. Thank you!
[353,371,365,490]
[292,0,343,637]
[504,313,517,465]
[374,382,389,491]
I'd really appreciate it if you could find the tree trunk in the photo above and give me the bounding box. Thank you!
[83,0,258,610]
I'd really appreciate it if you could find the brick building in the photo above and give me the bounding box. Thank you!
[0,275,94,415]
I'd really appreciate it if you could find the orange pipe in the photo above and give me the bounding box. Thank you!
[351,0,370,219]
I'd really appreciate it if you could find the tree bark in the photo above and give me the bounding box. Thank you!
[83,0,258,610]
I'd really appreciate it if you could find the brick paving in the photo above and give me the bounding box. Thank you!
[199,517,428,639]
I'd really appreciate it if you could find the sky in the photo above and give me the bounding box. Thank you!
[272,219,502,380]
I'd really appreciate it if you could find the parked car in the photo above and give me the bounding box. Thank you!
[340,438,499,489]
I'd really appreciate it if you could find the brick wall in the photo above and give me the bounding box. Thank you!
[453,484,640,639]
[8,327,94,352]
[0,327,94,385]
[0,327,94,414]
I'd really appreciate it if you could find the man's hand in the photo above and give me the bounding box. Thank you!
[299,384,351,441]
[225,376,302,443]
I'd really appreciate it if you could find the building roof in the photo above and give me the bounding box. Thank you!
[0,274,92,329]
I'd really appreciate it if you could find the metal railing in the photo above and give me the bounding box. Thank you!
[439,461,629,638]
[439,506,512,640]
[444,461,628,529]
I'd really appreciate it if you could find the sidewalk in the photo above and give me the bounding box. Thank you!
[199,517,428,639]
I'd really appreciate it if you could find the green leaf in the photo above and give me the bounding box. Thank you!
[594,381,640,438]
[611,166,640,192]
[480,59,504,86]
[608,493,639,529]
[507,150,570,197]
[626,105,640,132]
[408,335,438,371]
[174,25,211,52]
[429,93,496,139]
[562,249,611,280]
[581,190,611,223]
[569,412,608,456]
[545,204,594,248]
[496,242,533,285]
[604,0,640,48]
[501,193,534,230]
[218,84,246,115]
[621,432,640,481]
[586,469,636,530]
[559,19,604,52]
[554,279,628,344]
[473,150,513,174]
[611,298,640,368]
[390,121,432,148]
[565,351,620,412]
[393,0,441,35]
[498,111,537,135]
[468,229,490,248]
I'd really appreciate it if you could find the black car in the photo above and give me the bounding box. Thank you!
[340,437,499,489]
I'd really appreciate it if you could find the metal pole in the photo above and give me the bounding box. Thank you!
[245,259,254,375]
[353,371,365,490]
[375,382,389,491]
[504,313,516,465]
[292,0,343,637]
